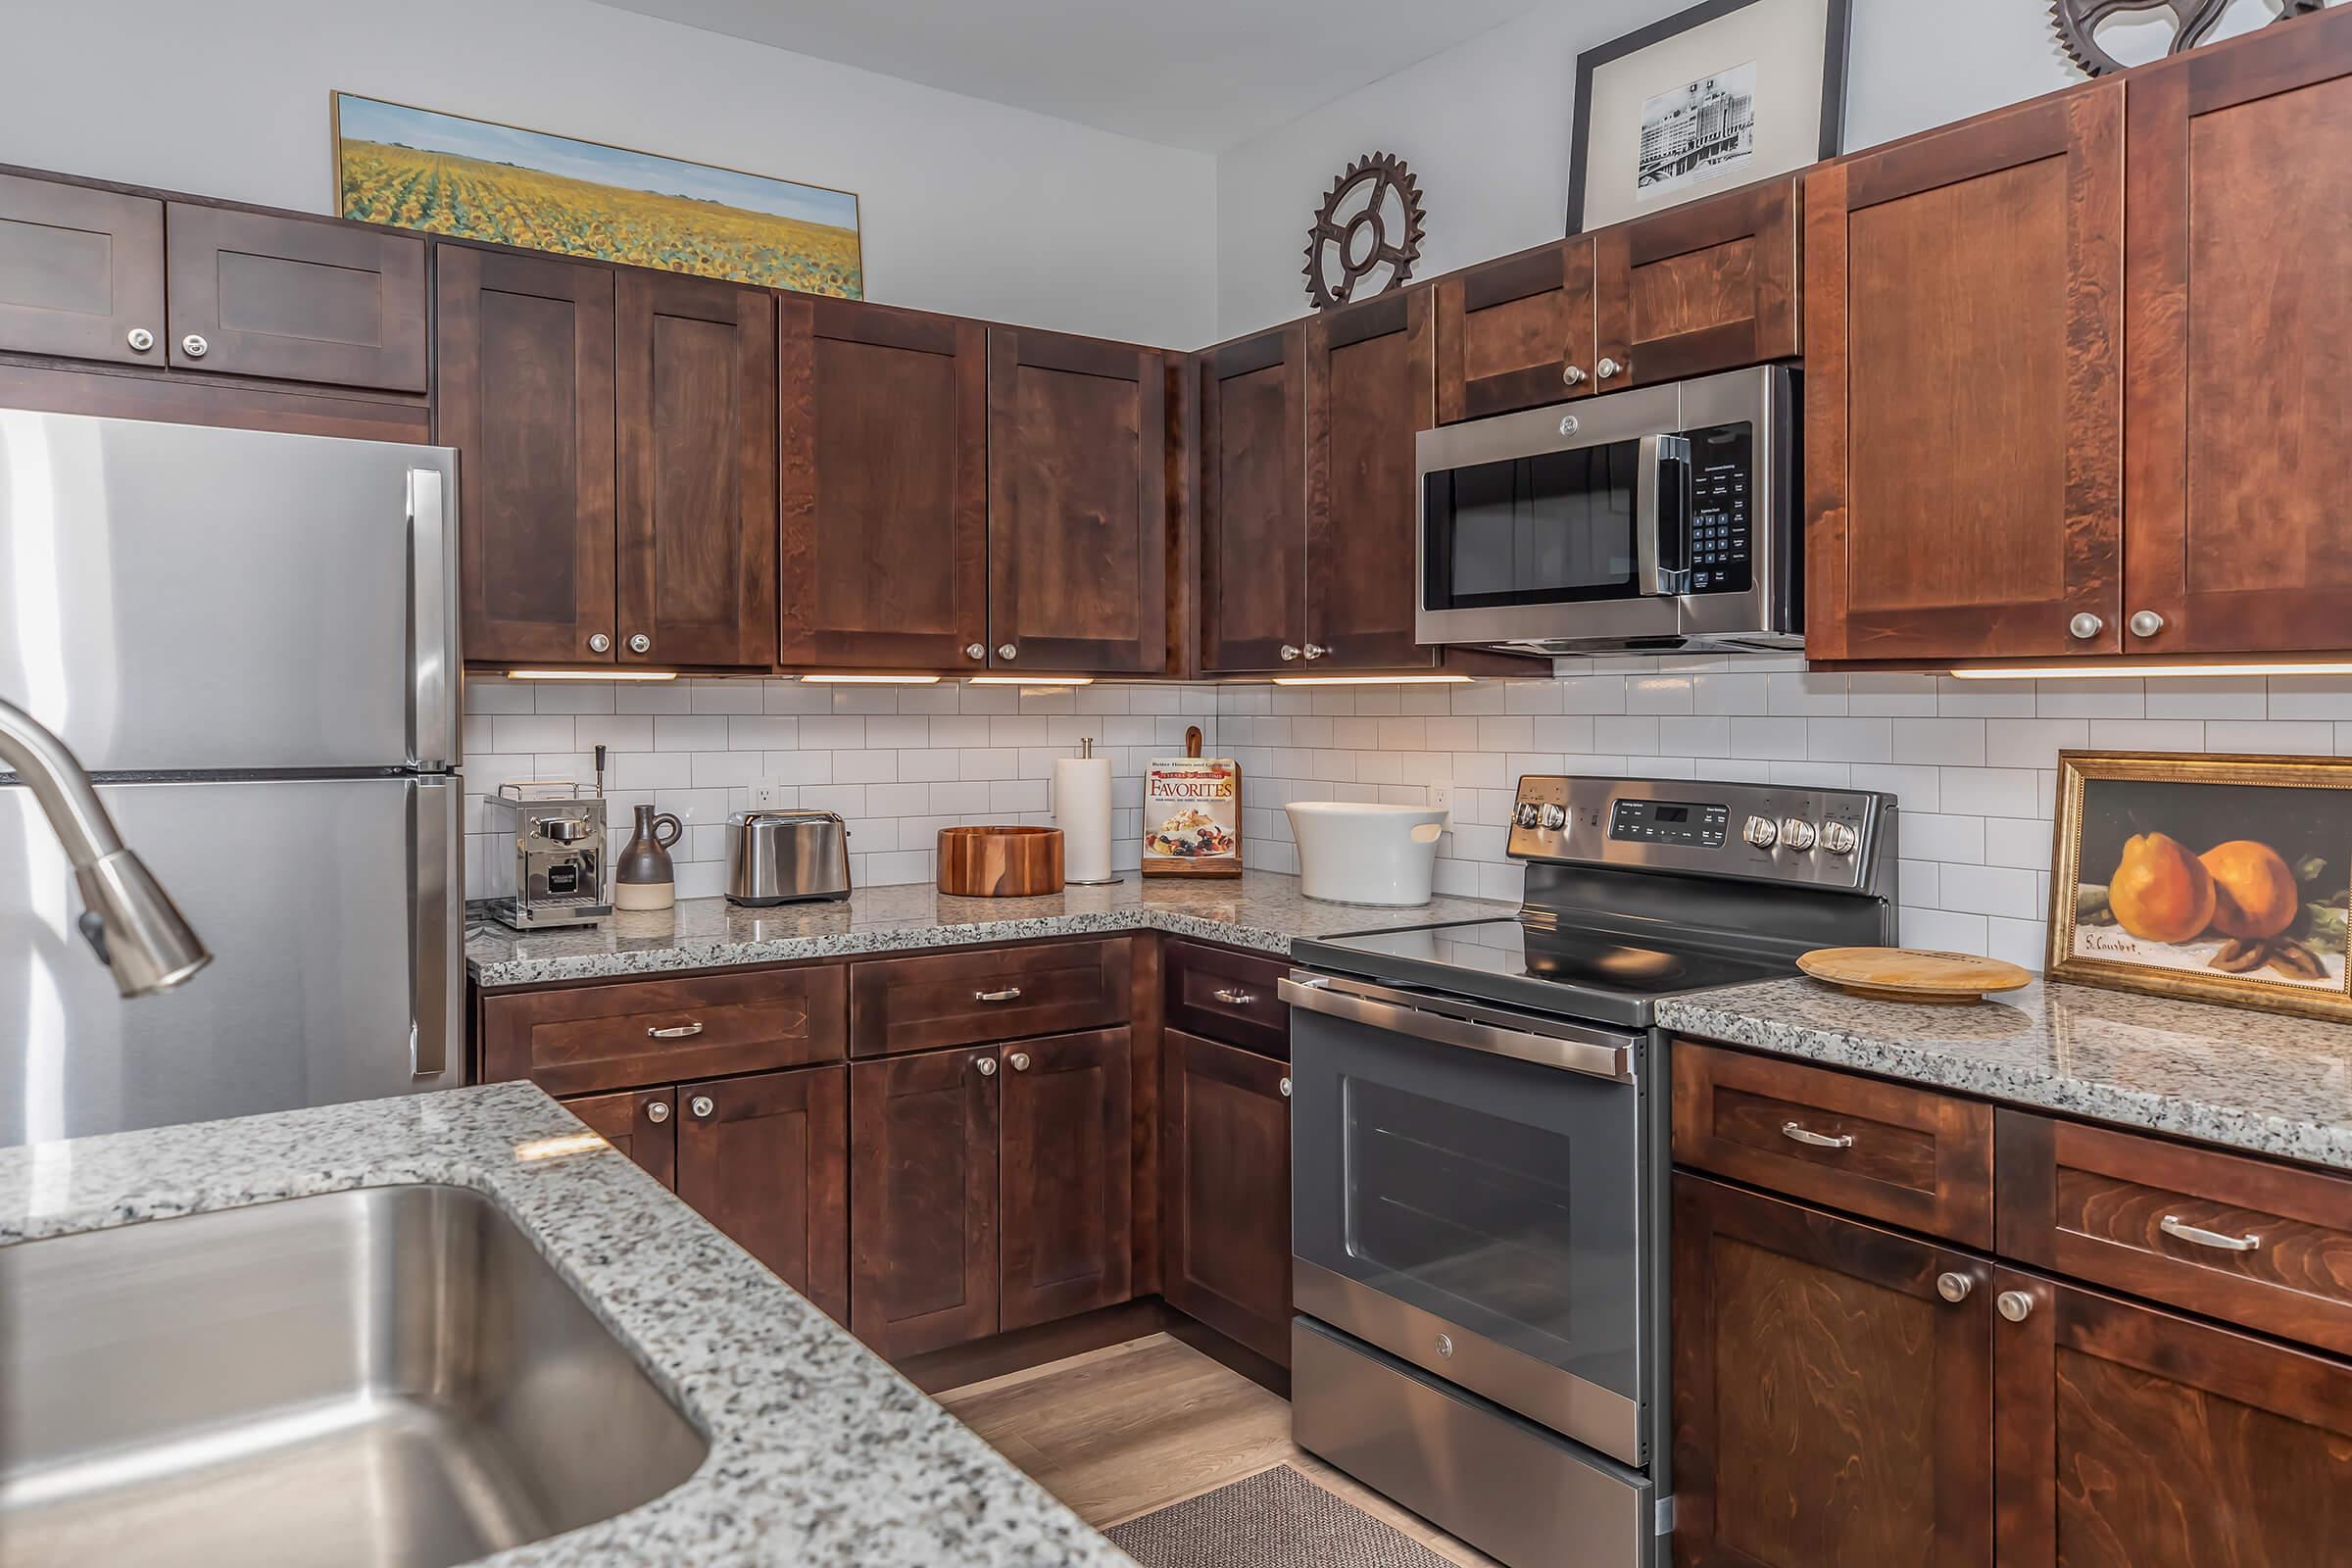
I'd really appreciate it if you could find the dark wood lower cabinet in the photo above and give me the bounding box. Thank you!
[1000,1028,1134,1332]
[676,1065,849,1322]
[563,1087,677,1189]
[1672,1173,1993,1568]
[1160,1029,1290,1364]
[849,1046,1002,1357]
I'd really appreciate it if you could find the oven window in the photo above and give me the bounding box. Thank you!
[1422,440,1642,611]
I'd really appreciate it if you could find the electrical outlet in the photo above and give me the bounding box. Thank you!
[751,779,794,809]
[1428,782,1454,818]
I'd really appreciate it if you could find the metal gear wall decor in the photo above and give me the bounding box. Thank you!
[2051,0,2321,75]
[1303,152,1425,311]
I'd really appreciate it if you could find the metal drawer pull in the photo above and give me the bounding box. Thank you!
[1212,987,1255,1005]
[1781,1121,1855,1150]
[2160,1214,2262,1252]
[646,1021,704,1039]
[973,986,1023,1003]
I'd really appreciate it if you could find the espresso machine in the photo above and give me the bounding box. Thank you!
[481,783,611,929]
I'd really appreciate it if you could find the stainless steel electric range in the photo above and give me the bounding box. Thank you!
[1282,774,1899,1568]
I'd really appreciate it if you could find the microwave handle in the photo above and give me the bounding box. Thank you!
[1635,434,1693,598]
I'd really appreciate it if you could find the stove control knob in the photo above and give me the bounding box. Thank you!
[1779,817,1819,853]
[1538,804,1568,831]
[1514,802,1544,829]
[1820,820,1858,856]
[1742,814,1779,849]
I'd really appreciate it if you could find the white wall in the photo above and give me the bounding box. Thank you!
[3,0,1217,346]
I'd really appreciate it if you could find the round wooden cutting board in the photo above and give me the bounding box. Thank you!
[1796,947,2034,1004]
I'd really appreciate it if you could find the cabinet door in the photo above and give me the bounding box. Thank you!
[1305,288,1438,670]
[1161,1029,1291,1364]
[676,1065,849,1321]
[1000,1028,1134,1332]
[165,204,425,391]
[1672,1174,1993,1568]
[0,172,163,365]
[986,327,1167,673]
[850,1046,1001,1356]
[435,246,616,665]
[563,1087,677,1189]
[1991,1268,2352,1567]
[1806,85,2124,662]
[1199,326,1306,673]
[1593,176,1799,388]
[1435,238,1595,421]
[2124,12,2352,655]
[778,297,986,669]
[615,271,777,668]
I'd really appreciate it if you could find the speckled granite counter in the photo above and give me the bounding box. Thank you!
[0,1082,1130,1568]
[468,870,1509,989]
[1658,978,2352,1171]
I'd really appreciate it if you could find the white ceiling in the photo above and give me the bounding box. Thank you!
[595,0,1562,151]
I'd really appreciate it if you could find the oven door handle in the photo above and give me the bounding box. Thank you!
[1635,433,1693,598]
[1279,974,1636,1083]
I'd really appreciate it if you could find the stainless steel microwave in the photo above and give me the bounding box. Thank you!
[1415,364,1798,656]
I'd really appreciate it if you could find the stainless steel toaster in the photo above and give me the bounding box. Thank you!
[725,809,852,905]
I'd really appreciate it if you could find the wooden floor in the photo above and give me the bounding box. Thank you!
[937,1332,1498,1566]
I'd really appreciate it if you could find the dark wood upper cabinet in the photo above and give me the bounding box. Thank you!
[1672,1174,1993,1568]
[1594,175,1799,389]
[562,1087,677,1189]
[435,246,617,666]
[0,172,164,366]
[1198,325,1306,673]
[164,204,425,391]
[850,1046,1002,1357]
[986,326,1168,674]
[1990,1268,2352,1567]
[778,296,986,669]
[1435,238,1595,422]
[1160,1028,1291,1365]
[614,270,777,669]
[998,1028,1134,1333]
[676,1064,849,1322]
[1806,83,2124,662]
[1305,288,1439,670]
[2124,8,2352,656]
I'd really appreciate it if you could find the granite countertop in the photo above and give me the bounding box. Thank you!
[468,869,1510,988]
[0,1082,1132,1568]
[1658,978,2352,1171]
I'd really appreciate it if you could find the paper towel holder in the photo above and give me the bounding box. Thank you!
[1060,737,1123,886]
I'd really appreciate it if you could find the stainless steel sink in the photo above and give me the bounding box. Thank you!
[0,1183,708,1567]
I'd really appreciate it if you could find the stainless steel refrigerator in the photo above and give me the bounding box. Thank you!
[0,411,463,1146]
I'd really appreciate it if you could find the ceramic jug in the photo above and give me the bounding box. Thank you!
[613,804,683,911]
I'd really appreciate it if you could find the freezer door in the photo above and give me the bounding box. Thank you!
[0,774,464,1147]
[0,411,459,771]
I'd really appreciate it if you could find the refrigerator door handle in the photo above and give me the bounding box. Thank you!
[408,466,457,770]
[410,777,460,1081]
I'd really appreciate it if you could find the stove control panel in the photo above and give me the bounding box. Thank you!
[1508,774,1896,895]
[1610,798,1729,848]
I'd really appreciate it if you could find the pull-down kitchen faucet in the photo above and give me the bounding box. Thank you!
[0,697,210,997]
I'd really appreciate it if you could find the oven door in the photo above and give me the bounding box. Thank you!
[1283,972,1646,1466]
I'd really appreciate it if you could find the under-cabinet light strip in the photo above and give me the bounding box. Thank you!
[1950,662,2352,679]
[798,673,942,684]
[967,675,1094,686]
[1270,674,1474,686]
[507,668,677,681]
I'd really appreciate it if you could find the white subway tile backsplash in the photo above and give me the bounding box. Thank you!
[2205,719,2335,754]
[653,714,729,751]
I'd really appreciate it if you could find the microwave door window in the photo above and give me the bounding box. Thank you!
[1433,442,1641,610]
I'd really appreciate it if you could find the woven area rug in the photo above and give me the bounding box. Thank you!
[1104,1463,1455,1568]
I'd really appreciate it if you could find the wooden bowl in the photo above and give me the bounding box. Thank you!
[937,825,1064,897]
[1796,947,2034,1004]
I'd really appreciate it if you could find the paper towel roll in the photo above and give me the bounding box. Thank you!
[1054,756,1115,883]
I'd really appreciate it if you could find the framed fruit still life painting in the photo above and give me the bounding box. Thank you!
[2050,751,2352,1020]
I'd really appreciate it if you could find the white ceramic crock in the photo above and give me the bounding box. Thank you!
[1285,801,1448,906]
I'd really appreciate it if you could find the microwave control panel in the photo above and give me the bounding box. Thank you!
[1686,421,1753,595]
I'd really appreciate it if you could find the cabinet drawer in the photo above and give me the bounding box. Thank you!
[1998,1110,2352,1357]
[1672,1040,1994,1248]
[849,938,1130,1057]
[480,965,847,1096]
[1164,940,1291,1057]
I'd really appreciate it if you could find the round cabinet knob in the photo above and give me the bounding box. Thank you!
[1007,1052,1031,1072]
[1779,817,1818,853]
[1562,365,1588,387]
[975,1055,998,1077]
[1997,1290,2035,1323]
[1742,814,1779,849]
[2068,612,2104,640]
[1936,1271,1974,1303]
[1820,820,1858,856]
[2129,609,2167,638]
[180,333,209,359]
[965,642,986,661]
[1280,644,1301,662]
[998,643,1017,661]
[1595,357,1623,380]
[1538,803,1567,831]
[1303,643,1331,661]
[126,327,155,353]
[1279,1077,1293,1099]
[628,633,651,655]
[688,1096,715,1120]
[588,632,612,654]
[1434,1332,1454,1359]
[646,1101,671,1123]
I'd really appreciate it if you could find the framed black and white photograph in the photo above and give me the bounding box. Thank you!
[1570,0,1849,232]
